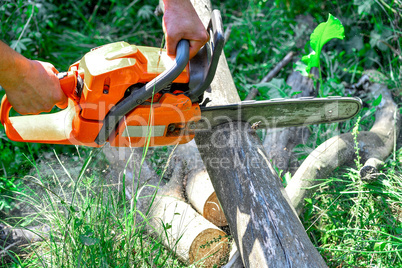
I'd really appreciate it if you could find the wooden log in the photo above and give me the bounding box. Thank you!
[189,2,326,266]
[195,122,328,267]
[104,145,230,267]
[285,75,401,214]
[147,166,229,267]
[360,158,384,183]
[169,141,228,227]
[186,170,228,226]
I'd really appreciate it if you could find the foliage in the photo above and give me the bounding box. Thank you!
[301,13,345,95]
[220,1,297,100]
[0,0,401,267]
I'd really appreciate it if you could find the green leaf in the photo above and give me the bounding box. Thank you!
[373,94,382,106]
[294,61,309,77]
[254,78,288,99]
[302,14,345,73]
[69,205,77,213]
[291,91,303,97]
[74,218,83,229]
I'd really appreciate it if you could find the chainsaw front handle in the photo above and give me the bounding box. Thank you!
[94,39,191,145]
[187,10,225,102]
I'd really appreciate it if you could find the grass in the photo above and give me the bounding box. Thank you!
[303,147,402,267]
[0,0,401,267]
[1,147,189,267]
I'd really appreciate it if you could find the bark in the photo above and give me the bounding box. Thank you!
[360,158,384,183]
[195,122,327,268]
[285,75,401,214]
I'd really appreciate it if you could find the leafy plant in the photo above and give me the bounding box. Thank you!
[301,13,345,96]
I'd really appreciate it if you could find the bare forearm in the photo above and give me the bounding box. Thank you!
[0,41,67,114]
[0,41,31,92]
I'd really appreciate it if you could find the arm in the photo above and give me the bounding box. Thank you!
[163,0,209,59]
[0,41,67,114]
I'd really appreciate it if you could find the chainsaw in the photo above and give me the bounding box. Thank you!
[0,10,362,148]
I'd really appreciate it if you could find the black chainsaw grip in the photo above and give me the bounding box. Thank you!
[95,40,190,145]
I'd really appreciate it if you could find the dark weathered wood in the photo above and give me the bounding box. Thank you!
[360,158,384,183]
[195,122,327,268]
[286,74,401,214]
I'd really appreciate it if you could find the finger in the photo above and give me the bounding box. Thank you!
[56,99,68,110]
[55,84,68,109]
[39,60,59,74]
[166,36,179,57]
[48,64,59,74]
[189,40,205,59]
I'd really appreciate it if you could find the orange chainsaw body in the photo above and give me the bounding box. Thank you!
[0,42,201,147]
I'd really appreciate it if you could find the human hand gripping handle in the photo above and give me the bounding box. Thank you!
[163,0,209,59]
[1,68,78,126]
[0,69,79,143]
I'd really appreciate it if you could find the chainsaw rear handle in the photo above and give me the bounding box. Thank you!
[57,71,83,100]
[94,39,190,145]
[0,69,76,123]
[0,70,81,127]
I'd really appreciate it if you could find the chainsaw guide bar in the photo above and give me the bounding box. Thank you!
[197,96,362,130]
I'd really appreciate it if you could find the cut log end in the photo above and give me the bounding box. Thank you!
[204,192,228,227]
[360,158,385,183]
[189,228,229,267]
